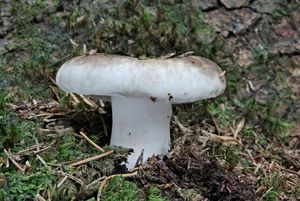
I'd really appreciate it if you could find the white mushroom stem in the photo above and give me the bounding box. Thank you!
[110,96,172,168]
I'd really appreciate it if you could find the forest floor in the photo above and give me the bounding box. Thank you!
[0,0,300,200]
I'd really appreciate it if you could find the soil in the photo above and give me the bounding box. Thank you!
[135,149,255,201]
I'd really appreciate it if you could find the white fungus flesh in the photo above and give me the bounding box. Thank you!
[56,53,226,168]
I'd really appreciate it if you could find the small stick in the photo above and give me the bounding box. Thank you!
[55,171,86,187]
[4,149,25,172]
[86,176,106,189]
[260,187,273,200]
[178,51,194,57]
[57,176,68,188]
[132,164,151,171]
[46,163,62,167]
[69,93,81,105]
[80,95,105,113]
[134,149,144,168]
[67,150,114,167]
[97,171,138,201]
[35,193,47,201]
[100,115,109,137]
[33,135,40,152]
[36,154,51,170]
[79,131,104,152]
[33,145,52,154]
[17,143,45,155]
[280,167,300,177]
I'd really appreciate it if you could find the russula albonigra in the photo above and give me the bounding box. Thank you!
[56,53,226,168]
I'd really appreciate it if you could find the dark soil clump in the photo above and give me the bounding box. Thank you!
[135,146,255,201]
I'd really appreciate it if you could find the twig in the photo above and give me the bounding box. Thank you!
[134,149,144,168]
[57,176,68,188]
[55,171,86,187]
[3,149,25,172]
[80,95,105,113]
[173,116,193,133]
[260,187,273,200]
[46,163,62,167]
[69,93,81,105]
[233,118,245,138]
[100,115,109,137]
[67,150,114,167]
[86,176,106,189]
[49,85,60,101]
[211,117,222,135]
[36,154,51,170]
[132,164,151,171]
[33,135,40,152]
[35,193,47,201]
[201,130,240,145]
[17,143,45,155]
[280,167,300,177]
[33,145,52,154]
[79,131,104,152]
[177,51,194,57]
[97,171,138,201]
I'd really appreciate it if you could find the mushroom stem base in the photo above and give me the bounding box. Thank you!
[110,96,172,168]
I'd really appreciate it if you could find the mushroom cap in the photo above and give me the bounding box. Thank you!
[56,54,226,103]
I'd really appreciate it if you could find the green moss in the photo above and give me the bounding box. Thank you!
[207,102,231,128]
[176,188,200,201]
[102,176,139,201]
[0,99,37,150]
[0,167,53,201]
[224,146,239,168]
[252,45,269,64]
[259,173,287,201]
[266,116,293,141]
[146,187,166,201]
[86,0,219,57]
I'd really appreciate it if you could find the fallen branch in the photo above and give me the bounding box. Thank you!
[97,171,138,201]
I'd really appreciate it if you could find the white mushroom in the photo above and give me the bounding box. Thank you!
[56,53,226,168]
